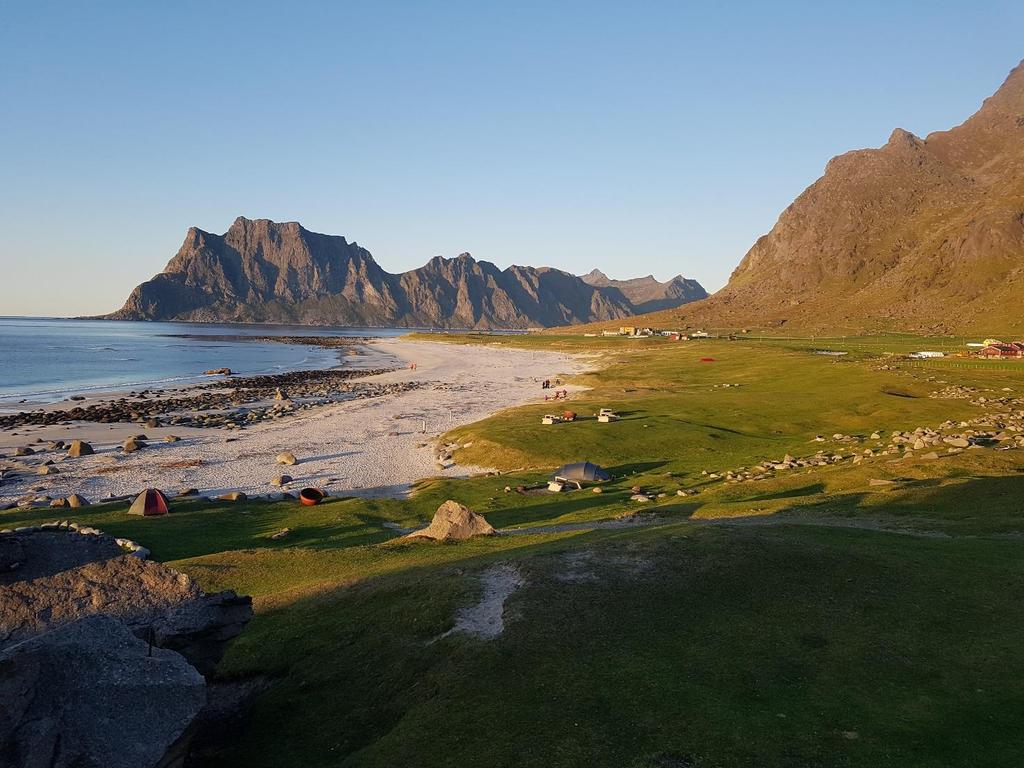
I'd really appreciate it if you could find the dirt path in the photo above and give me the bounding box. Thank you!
[438,563,524,641]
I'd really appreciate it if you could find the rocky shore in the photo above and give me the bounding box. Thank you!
[0,367,421,431]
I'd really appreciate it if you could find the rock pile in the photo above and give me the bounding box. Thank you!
[0,368,418,431]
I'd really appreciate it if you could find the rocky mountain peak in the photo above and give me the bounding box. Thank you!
[106,219,707,328]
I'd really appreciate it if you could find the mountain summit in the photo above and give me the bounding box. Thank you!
[622,59,1024,334]
[107,217,706,328]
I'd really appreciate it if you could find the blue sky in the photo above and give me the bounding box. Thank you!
[1,1,1022,316]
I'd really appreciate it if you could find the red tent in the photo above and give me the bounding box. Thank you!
[699,357,715,363]
[128,488,170,516]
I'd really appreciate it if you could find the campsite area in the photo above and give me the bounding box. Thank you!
[4,333,1024,767]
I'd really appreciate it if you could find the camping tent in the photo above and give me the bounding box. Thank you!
[552,461,611,483]
[128,488,170,516]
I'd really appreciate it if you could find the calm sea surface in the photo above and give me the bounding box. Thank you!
[0,318,410,404]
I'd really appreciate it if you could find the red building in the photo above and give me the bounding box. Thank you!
[980,342,1024,358]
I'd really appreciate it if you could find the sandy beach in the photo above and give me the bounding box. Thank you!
[0,339,589,506]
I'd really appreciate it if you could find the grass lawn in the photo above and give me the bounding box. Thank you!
[4,333,1024,767]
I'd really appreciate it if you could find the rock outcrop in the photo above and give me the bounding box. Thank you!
[105,217,706,329]
[406,500,496,541]
[0,527,253,767]
[0,615,206,768]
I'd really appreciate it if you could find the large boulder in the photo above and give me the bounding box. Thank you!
[149,591,254,677]
[0,530,252,673]
[0,614,206,768]
[405,500,496,542]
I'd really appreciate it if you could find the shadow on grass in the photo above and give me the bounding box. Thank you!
[746,482,826,502]
[607,460,668,476]
[747,473,1024,535]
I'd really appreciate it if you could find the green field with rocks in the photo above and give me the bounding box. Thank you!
[4,334,1024,767]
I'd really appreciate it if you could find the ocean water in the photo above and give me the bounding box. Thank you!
[0,318,410,405]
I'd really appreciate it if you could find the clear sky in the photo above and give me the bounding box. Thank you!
[1,1,1022,317]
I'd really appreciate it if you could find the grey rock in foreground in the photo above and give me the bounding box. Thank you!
[0,615,206,768]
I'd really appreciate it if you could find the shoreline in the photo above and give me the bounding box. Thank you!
[0,338,588,506]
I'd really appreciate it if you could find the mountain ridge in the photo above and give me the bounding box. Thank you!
[106,217,706,329]
[580,269,708,314]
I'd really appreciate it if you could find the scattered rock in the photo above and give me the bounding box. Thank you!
[203,368,233,376]
[276,451,297,466]
[165,434,181,443]
[270,528,290,540]
[270,475,292,487]
[13,447,34,456]
[218,491,248,502]
[66,494,90,508]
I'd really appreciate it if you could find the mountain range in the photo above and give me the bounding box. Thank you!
[107,217,706,328]
[578,58,1024,335]
[579,269,707,314]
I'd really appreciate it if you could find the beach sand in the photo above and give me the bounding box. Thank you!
[0,339,589,505]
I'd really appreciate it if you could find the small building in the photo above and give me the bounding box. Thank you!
[980,343,1024,358]
[619,326,637,336]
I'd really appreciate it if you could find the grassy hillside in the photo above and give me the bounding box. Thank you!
[5,334,1024,767]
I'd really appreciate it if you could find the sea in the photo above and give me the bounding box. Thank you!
[0,317,411,406]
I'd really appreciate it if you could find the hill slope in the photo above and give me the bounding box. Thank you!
[107,217,706,329]
[575,59,1024,335]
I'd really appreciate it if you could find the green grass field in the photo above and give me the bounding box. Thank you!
[5,334,1024,767]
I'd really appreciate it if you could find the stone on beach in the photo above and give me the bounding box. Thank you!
[67,439,94,457]
[271,475,293,487]
[122,437,146,453]
[218,491,248,502]
[276,451,298,466]
[405,500,495,541]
